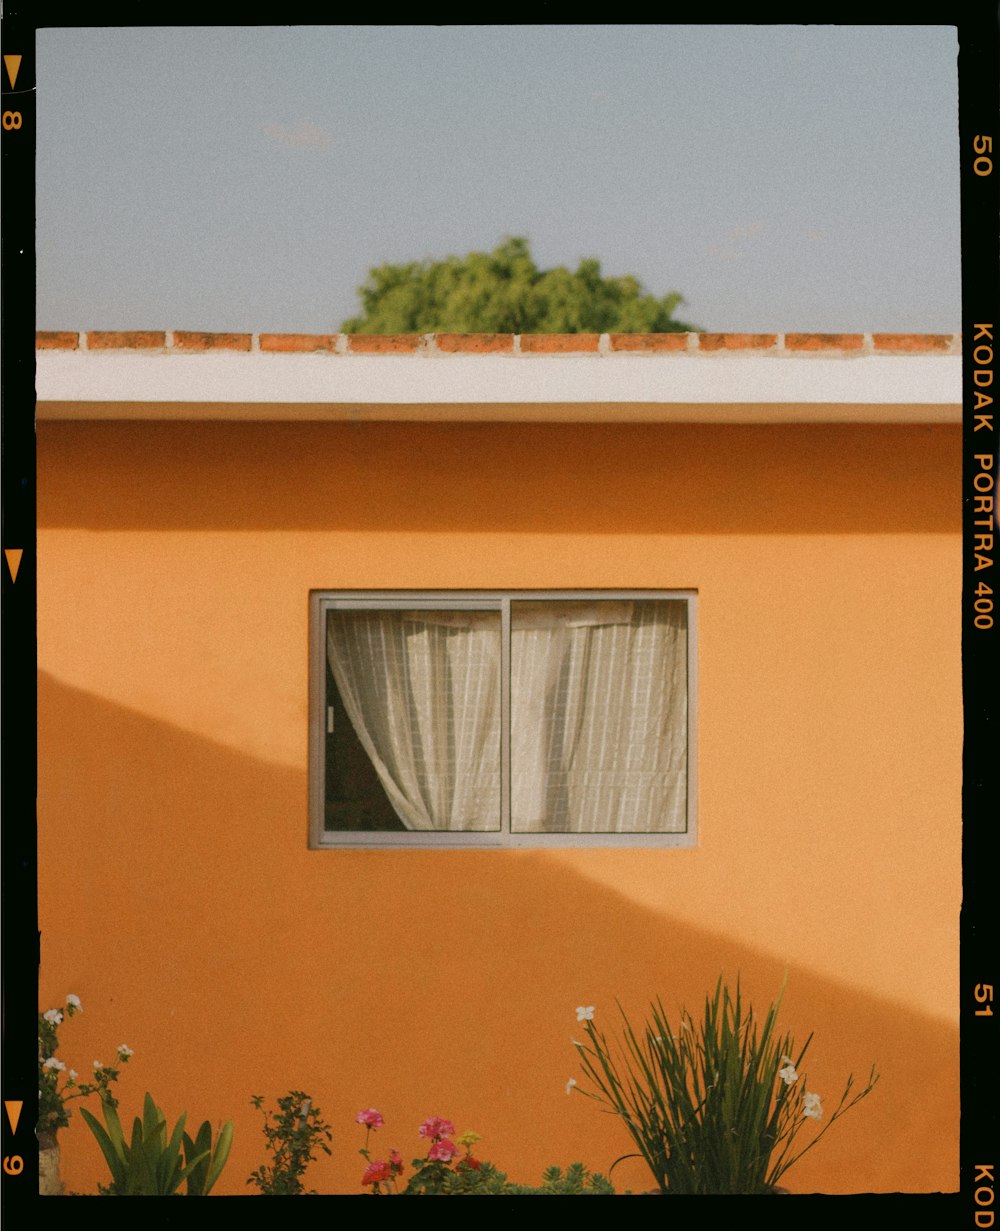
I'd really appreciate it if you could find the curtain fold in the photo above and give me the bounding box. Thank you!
[327,610,501,831]
[510,601,687,833]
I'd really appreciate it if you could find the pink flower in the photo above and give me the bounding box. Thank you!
[427,1138,458,1162]
[361,1159,393,1186]
[389,1148,404,1174]
[418,1115,456,1141]
[356,1108,385,1130]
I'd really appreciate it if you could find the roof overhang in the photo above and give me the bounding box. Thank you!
[35,339,962,424]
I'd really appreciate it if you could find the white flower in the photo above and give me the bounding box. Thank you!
[565,1078,578,1095]
[575,1005,595,1022]
[116,1044,134,1059]
[68,1070,78,1081]
[93,1060,103,1070]
[803,1092,823,1119]
[778,1062,799,1086]
[65,994,82,1010]
[43,1009,63,1025]
[42,1057,66,1072]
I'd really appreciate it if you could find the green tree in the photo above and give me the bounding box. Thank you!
[340,236,697,334]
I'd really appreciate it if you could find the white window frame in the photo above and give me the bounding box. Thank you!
[308,590,698,848]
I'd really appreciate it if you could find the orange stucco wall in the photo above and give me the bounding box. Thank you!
[37,419,961,1195]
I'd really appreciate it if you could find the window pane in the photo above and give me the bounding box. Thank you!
[510,600,688,833]
[326,609,501,832]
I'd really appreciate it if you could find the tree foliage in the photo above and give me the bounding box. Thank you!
[341,236,696,334]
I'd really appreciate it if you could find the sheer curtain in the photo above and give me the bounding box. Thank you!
[327,600,687,835]
[326,610,501,831]
[510,601,687,833]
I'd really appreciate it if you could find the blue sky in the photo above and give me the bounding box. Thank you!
[35,25,961,333]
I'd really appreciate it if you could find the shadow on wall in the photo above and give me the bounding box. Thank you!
[37,672,958,1196]
[37,421,960,535]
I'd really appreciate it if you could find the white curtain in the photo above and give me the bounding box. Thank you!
[327,601,687,835]
[327,610,501,830]
[510,601,687,833]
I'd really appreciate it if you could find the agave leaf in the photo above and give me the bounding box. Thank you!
[157,1112,188,1194]
[128,1116,158,1195]
[164,1110,187,1173]
[80,1106,128,1188]
[135,1112,171,1195]
[99,1099,128,1161]
[171,1149,212,1191]
[204,1121,234,1195]
[183,1122,212,1196]
[142,1092,165,1143]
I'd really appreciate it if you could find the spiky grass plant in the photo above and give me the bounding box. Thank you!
[571,976,878,1194]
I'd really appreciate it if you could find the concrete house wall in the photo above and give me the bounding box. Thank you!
[35,331,961,1194]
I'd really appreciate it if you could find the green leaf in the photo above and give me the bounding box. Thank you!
[142,1092,162,1141]
[183,1122,211,1195]
[128,1116,157,1194]
[80,1106,127,1188]
[171,1149,212,1191]
[156,1110,186,1193]
[100,1099,128,1161]
[204,1121,234,1195]
[166,1110,188,1166]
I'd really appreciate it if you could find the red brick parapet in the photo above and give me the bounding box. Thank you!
[607,333,690,352]
[785,333,865,351]
[36,331,963,355]
[435,333,516,353]
[87,331,166,349]
[872,333,954,353]
[37,331,81,349]
[171,331,252,351]
[520,333,601,353]
[259,333,338,352]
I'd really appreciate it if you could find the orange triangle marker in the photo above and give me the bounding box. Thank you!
[3,54,21,90]
[4,1100,22,1135]
[4,548,22,583]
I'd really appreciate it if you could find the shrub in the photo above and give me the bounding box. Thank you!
[247,1091,333,1194]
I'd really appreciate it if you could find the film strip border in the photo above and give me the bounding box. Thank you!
[0,19,36,1207]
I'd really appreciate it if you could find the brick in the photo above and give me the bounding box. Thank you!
[520,333,600,353]
[346,334,423,354]
[36,331,79,349]
[259,333,337,352]
[784,333,864,351]
[434,333,515,354]
[872,333,953,353]
[171,331,252,352]
[697,333,778,351]
[608,333,690,352]
[87,331,165,349]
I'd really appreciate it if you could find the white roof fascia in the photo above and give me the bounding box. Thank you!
[35,350,962,423]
